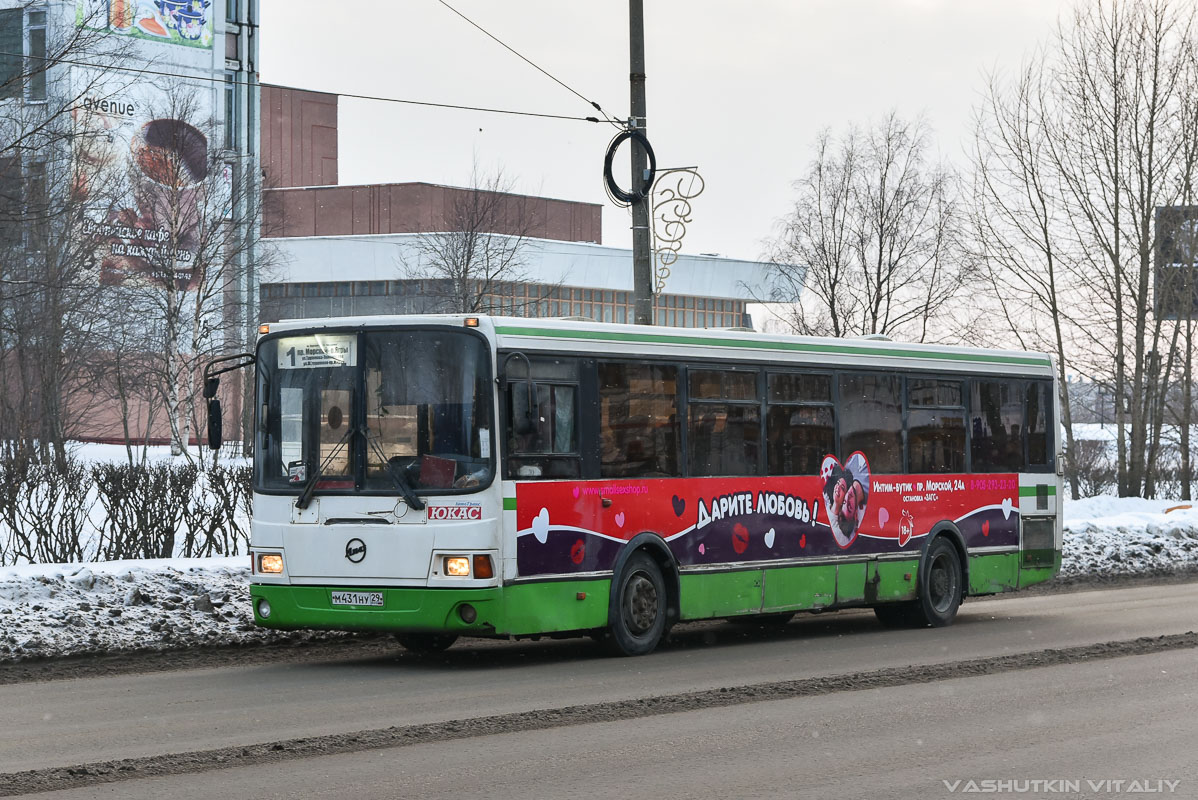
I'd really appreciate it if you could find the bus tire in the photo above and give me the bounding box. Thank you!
[874,537,964,628]
[915,536,963,627]
[606,551,667,656]
[395,633,458,654]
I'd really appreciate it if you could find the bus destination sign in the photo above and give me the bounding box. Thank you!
[277,335,357,369]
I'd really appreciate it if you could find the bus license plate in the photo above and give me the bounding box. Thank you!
[331,591,383,607]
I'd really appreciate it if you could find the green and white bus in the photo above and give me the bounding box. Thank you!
[214,314,1062,656]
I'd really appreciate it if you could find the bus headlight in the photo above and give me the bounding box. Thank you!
[444,556,471,577]
[258,553,284,574]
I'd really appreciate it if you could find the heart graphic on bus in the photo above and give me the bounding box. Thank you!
[982,520,991,537]
[821,452,871,549]
[671,495,686,517]
[532,508,550,544]
[898,510,915,546]
[764,527,776,548]
[1002,497,1013,519]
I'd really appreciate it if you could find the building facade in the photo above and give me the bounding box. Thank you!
[0,0,260,447]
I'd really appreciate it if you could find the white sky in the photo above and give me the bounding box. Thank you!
[259,0,1074,261]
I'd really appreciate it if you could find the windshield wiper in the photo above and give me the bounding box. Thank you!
[363,431,426,511]
[295,426,356,510]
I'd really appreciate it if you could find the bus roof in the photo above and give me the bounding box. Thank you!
[263,314,1055,376]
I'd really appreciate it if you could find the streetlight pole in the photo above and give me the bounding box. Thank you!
[629,0,653,325]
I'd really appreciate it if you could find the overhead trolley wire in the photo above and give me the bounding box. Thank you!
[0,50,604,124]
[433,0,622,129]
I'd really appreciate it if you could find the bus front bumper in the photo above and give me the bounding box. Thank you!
[250,583,504,635]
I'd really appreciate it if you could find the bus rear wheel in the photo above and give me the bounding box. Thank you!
[395,633,459,654]
[874,537,963,628]
[606,551,667,656]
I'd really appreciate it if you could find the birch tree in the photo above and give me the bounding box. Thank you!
[107,90,267,458]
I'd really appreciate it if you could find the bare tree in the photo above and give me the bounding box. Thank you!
[0,6,136,465]
[402,166,545,314]
[766,113,967,342]
[972,0,1198,498]
[1049,0,1194,497]
[971,52,1087,498]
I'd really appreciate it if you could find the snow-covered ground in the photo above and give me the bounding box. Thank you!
[1058,496,1198,577]
[65,441,250,467]
[2,496,1198,663]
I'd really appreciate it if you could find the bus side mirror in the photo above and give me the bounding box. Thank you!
[207,398,223,450]
[200,353,255,451]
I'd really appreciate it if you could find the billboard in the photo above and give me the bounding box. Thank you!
[76,0,214,50]
[1155,205,1198,320]
[70,0,222,291]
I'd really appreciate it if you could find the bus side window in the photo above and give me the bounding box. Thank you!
[907,378,966,473]
[504,358,582,480]
[838,373,903,473]
[970,379,1025,472]
[765,372,833,476]
[598,362,681,479]
[688,368,760,477]
[1026,380,1051,469]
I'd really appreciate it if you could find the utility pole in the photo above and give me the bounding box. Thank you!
[629,0,653,325]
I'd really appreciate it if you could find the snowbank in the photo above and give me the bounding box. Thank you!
[0,558,330,662]
[1059,497,1198,577]
[3,496,1198,662]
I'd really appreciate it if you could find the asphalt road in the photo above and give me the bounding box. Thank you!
[29,647,1198,800]
[3,581,1197,797]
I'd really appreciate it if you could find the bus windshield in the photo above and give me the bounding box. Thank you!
[255,328,493,495]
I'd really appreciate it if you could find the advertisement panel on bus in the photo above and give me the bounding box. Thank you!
[514,451,1018,577]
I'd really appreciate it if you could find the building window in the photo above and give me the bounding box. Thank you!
[25,10,45,102]
[224,73,238,150]
[0,8,24,101]
[25,160,46,250]
[354,281,387,296]
[0,157,20,249]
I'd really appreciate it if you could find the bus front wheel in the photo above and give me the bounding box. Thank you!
[606,551,667,656]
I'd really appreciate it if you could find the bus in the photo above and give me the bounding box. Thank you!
[211,314,1062,657]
